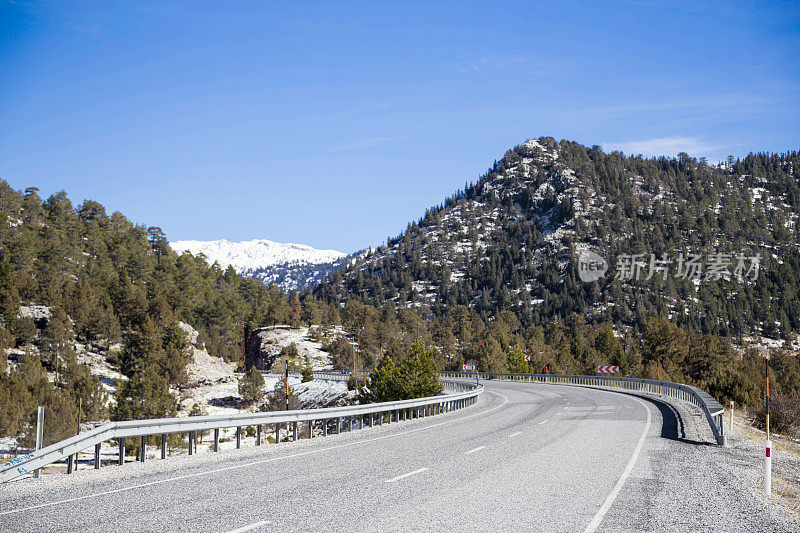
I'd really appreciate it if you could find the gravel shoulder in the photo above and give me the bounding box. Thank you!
[601,391,800,532]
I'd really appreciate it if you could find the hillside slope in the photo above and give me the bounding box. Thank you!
[0,183,304,447]
[315,137,800,342]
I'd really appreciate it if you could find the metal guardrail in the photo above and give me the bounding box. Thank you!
[1,369,726,483]
[438,371,726,445]
[0,377,481,484]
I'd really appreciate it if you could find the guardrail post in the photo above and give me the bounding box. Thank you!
[308,421,313,439]
[337,417,342,433]
[140,435,146,462]
[33,406,44,479]
[67,454,74,474]
[276,423,281,443]
[161,434,167,459]
[256,425,262,446]
[188,431,194,455]
[292,422,298,440]
[322,419,328,437]
[236,427,242,449]
[118,438,125,465]
[94,442,101,469]
[213,429,219,452]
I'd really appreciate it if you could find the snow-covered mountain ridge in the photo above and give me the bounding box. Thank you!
[170,239,351,291]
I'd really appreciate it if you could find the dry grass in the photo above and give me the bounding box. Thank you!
[731,408,800,519]
[773,474,800,518]
[731,409,800,457]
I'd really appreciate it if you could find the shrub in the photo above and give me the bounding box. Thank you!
[301,358,315,383]
[752,392,800,437]
[358,341,442,403]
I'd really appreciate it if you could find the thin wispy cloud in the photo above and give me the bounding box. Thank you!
[452,56,565,78]
[328,136,404,152]
[571,94,780,121]
[602,136,730,157]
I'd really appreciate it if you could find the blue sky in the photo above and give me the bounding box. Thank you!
[1,1,798,252]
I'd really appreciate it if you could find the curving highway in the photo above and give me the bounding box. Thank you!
[0,381,792,532]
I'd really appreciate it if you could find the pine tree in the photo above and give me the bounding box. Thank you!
[261,378,301,411]
[301,357,315,382]
[359,341,442,403]
[112,368,177,422]
[506,344,527,373]
[238,366,265,405]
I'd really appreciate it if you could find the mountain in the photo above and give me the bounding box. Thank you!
[170,239,351,291]
[315,136,800,344]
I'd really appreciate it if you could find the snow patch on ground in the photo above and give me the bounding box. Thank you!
[253,326,336,370]
[17,305,52,321]
[74,344,126,395]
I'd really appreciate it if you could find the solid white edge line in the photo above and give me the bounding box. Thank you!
[464,446,485,455]
[582,397,652,533]
[508,431,522,437]
[224,520,271,533]
[384,467,429,483]
[0,391,509,517]
[538,419,548,424]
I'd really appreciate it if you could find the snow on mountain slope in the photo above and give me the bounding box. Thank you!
[171,239,347,270]
[170,239,350,291]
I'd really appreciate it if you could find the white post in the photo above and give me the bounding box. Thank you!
[33,406,44,479]
[729,400,734,436]
[764,440,772,496]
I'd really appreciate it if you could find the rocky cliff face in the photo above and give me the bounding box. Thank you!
[245,326,335,370]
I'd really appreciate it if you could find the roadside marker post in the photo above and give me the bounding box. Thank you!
[729,400,734,436]
[765,359,772,496]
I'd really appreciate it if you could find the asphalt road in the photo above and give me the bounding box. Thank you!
[0,381,789,532]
